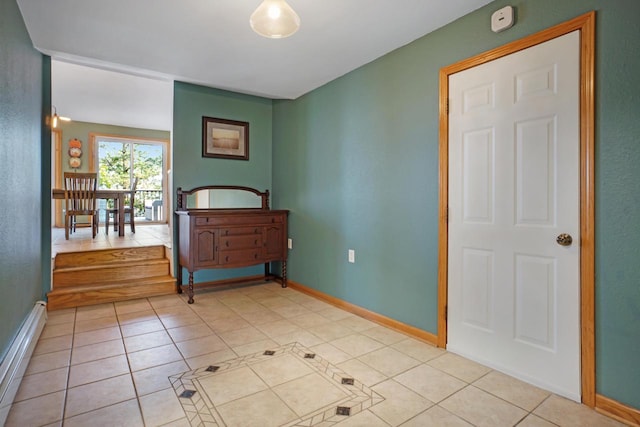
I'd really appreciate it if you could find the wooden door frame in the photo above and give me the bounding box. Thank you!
[437,12,595,406]
[53,129,63,227]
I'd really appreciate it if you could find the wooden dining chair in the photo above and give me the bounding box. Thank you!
[63,172,98,240]
[105,177,138,234]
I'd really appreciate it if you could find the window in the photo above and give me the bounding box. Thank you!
[94,134,168,223]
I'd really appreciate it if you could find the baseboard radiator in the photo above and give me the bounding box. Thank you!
[0,301,47,425]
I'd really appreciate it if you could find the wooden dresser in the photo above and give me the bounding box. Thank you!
[175,186,288,303]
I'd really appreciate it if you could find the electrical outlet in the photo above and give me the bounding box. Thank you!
[287,238,293,249]
[348,249,355,263]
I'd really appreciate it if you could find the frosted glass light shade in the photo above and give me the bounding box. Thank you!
[50,106,71,128]
[250,0,300,39]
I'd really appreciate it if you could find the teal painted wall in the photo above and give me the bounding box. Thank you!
[0,0,46,361]
[272,0,640,409]
[172,82,273,282]
[592,0,640,409]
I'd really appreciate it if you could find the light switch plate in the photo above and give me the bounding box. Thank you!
[491,6,514,33]
[348,249,355,263]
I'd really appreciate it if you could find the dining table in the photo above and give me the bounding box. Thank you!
[52,188,128,237]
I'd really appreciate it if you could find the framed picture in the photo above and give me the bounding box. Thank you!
[202,116,249,160]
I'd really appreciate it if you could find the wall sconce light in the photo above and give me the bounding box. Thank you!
[250,0,300,39]
[50,106,71,129]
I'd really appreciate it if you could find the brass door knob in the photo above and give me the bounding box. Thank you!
[556,233,573,246]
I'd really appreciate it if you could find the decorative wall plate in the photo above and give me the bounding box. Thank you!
[68,138,82,148]
[69,157,81,168]
[68,147,82,158]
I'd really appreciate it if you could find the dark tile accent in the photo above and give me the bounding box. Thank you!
[171,342,386,426]
[179,389,197,399]
[336,406,351,416]
[206,365,220,372]
[304,353,316,359]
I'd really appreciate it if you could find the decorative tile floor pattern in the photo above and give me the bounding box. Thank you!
[170,342,384,426]
[5,280,627,426]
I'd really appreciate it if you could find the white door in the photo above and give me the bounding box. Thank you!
[447,31,580,400]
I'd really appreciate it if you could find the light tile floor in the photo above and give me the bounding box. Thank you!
[52,223,171,257]
[7,282,626,427]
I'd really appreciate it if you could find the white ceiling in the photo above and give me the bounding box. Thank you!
[52,61,174,131]
[20,0,494,130]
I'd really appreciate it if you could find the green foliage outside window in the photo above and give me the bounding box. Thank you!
[98,140,164,217]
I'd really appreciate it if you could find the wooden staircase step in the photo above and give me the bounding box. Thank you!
[47,276,177,310]
[53,259,170,287]
[51,244,177,309]
[54,245,168,268]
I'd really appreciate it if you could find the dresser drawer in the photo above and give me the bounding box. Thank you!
[195,217,216,226]
[220,226,262,236]
[220,215,284,226]
[195,216,272,226]
[220,234,263,250]
[264,215,284,224]
[219,249,263,265]
[194,213,285,227]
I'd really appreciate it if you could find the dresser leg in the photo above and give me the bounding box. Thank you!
[281,261,287,288]
[188,272,194,304]
[177,266,183,294]
[264,262,270,281]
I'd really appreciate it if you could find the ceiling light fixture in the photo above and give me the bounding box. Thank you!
[250,0,300,39]
[50,106,71,128]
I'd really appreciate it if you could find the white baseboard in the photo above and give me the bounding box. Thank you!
[0,301,47,425]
